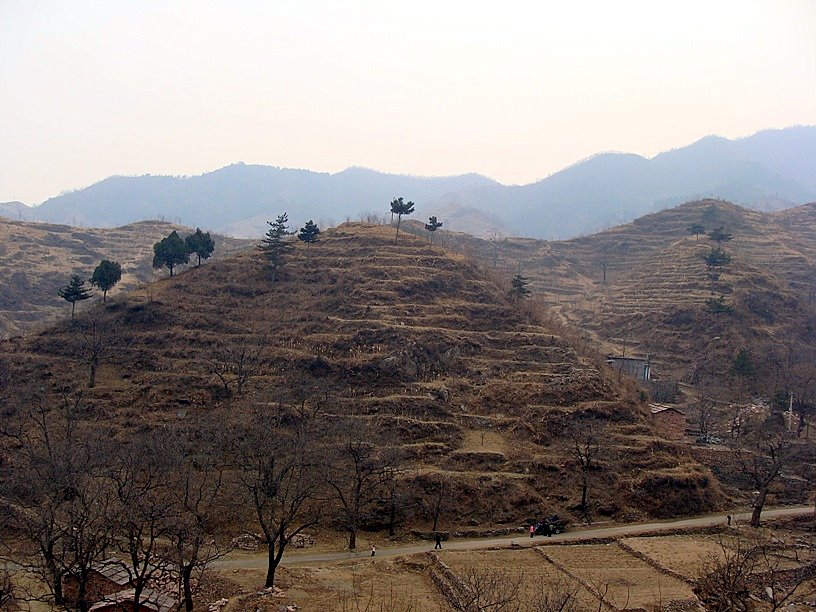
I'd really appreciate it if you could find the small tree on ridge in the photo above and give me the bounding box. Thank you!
[298,220,320,262]
[90,259,122,303]
[153,230,189,276]
[389,197,415,241]
[185,228,215,266]
[58,274,93,319]
[259,213,294,282]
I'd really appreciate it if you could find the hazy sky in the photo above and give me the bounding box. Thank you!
[1,0,815,204]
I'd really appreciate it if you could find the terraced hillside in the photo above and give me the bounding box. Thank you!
[0,218,251,338]
[453,199,816,382]
[0,223,723,525]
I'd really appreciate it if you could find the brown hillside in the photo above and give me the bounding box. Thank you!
[0,223,723,524]
[0,218,252,338]
[451,199,816,383]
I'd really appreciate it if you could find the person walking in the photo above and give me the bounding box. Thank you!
[530,524,535,539]
[371,545,376,557]
[434,533,442,550]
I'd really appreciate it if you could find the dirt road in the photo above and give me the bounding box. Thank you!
[214,505,813,569]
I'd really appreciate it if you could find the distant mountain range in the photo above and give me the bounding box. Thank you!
[3,126,814,239]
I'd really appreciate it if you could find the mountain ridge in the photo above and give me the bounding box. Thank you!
[6,126,815,240]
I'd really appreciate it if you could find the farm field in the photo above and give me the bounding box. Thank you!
[536,543,696,610]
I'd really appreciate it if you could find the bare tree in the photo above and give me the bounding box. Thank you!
[165,426,233,611]
[78,314,116,388]
[419,473,448,533]
[0,393,113,611]
[731,416,795,528]
[106,435,176,610]
[0,567,18,610]
[566,416,606,515]
[693,394,718,438]
[692,533,816,611]
[209,337,263,402]
[598,249,609,285]
[487,232,509,269]
[324,418,401,550]
[232,406,323,588]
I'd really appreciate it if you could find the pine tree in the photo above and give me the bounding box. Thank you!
[185,228,215,266]
[90,260,122,303]
[708,226,733,244]
[259,213,293,282]
[389,197,415,241]
[424,216,442,242]
[297,220,320,262]
[153,230,190,276]
[58,274,93,319]
[510,274,530,300]
[730,348,756,380]
[687,223,706,241]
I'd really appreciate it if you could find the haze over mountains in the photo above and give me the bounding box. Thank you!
[2,126,814,239]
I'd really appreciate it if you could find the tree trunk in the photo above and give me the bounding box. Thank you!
[89,356,97,388]
[348,523,357,550]
[580,471,588,512]
[750,487,768,528]
[395,217,401,241]
[169,264,175,276]
[265,544,276,588]
[388,487,396,537]
[102,289,107,303]
[71,301,76,319]
[182,564,194,611]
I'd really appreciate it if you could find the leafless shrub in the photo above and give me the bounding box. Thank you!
[527,576,581,612]
[694,537,758,611]
[450,566,522,611]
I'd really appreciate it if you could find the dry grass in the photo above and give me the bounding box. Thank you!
[543,543,697,609]
[0,222,724,526]
[0,218,251,338]
[451,199,816,384]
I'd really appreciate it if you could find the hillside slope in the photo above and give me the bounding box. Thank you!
[456,200,816,383]
[0,224,723,524]
[0,218,251,338]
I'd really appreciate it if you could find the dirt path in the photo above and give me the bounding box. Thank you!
[215,505,813,570]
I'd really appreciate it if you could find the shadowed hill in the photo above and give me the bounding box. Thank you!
[0,218,252,338]
[0,223,724,524]
[455,199,816,383]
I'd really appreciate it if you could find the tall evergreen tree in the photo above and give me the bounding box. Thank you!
[259,213,293,282]
[510,274,530,300]
[58,274,93,319]
[152,230,189,276]
[90,259,122,303]
[184,228,215,266]
[389,197,415,241]
[297,220,320,262]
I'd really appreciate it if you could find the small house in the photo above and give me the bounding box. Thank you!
[63,558,135,605]
[606,355,651,381]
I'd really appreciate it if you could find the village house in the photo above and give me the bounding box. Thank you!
[606,355,651,381]
[62,558,176,612]
[62,559,135,605]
